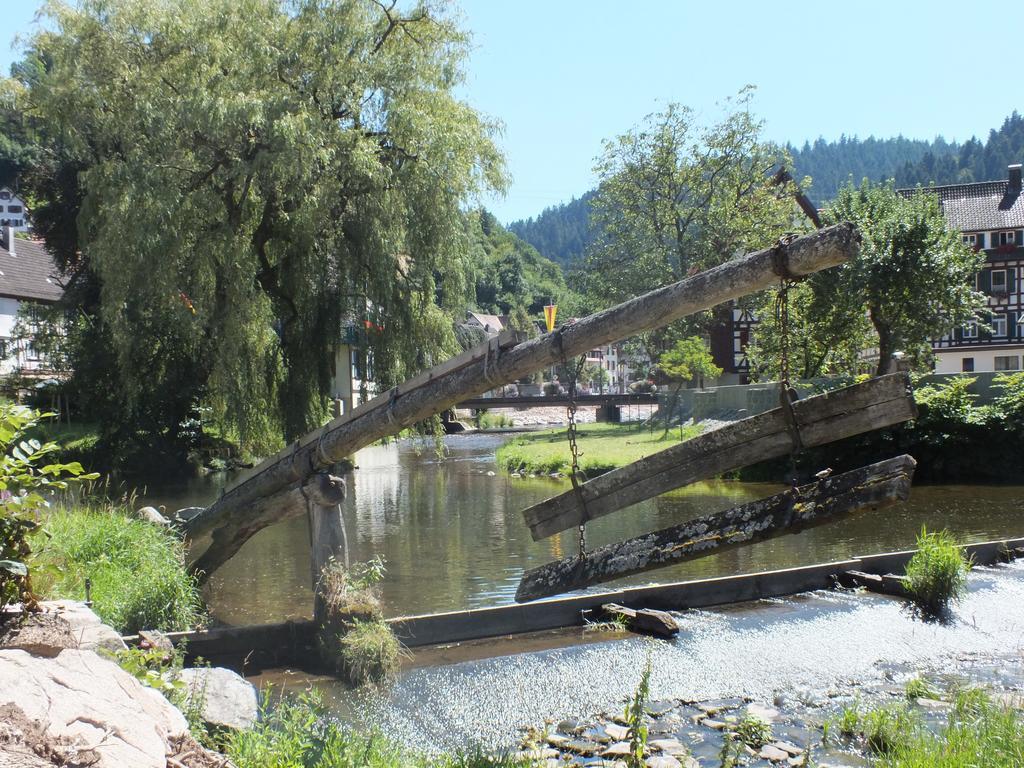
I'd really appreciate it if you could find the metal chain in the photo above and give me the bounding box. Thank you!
[562,347,590,558]
[773,236,804,488]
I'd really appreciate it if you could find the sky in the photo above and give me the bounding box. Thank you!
[3,1,1022,224]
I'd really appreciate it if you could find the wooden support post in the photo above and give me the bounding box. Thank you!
[515,455,917,602]
[523,373,916,542]
[187,223,861,581]
[306,473,347,624]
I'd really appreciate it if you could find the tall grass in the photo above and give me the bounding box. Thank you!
[836,689,1024,767]
[227,691,529,768]
[31,500,204,633]
[904,527,971,615]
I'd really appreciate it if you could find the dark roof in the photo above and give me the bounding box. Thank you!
[0,239,64,302]
[898,179,1024,232]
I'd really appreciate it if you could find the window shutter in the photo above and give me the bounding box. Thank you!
[977,232,986,249]
[1016,230,1023,246]
[979,269,991,293]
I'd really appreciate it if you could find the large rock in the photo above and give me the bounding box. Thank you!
[0,648,188,768]
[179,666,259,731]
[40,600,127,652]
[0,612,77,657]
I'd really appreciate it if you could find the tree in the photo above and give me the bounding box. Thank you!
[820,181,985,375]
[657,336,721,432]
[577,88,798,360]
[745,280,872,381]
[20,0,505,461]
[658,336,722,390]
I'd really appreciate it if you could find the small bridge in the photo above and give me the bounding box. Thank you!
[456,393,659,409]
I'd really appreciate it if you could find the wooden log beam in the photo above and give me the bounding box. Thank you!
[523,373,916,541]
[515,455,917,602]
[188,223,860,580]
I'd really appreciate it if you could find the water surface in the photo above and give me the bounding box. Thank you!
[149,432,1024,624]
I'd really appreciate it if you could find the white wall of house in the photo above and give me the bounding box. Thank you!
[0,189,30,232]
[935,347,1024,374]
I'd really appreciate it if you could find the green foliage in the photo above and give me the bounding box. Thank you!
[467,210,567,316]
[820,180,985,375]
[658,336,722,387]
[623,656,652,768]
[578,88,795,348]
[108,645,185,698]
[0,404,98,610]
[509,192,596,268]
[336,618,402,687]
[830,700,919,755]
[496,422,701,476]
[473,411,513,430]
[227,691,528,768]
[21,0,505,459]
[830,688,1024,768]
[31,500,204,633]
[732,714,772,748]
[904,676,939,701]
[904,527,971,616]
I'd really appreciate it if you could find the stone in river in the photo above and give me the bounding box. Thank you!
[760,743,790,762]
[558,718,583,735]
[603,722,630,741]
[178,666,259,731]
[746,702,781,722]
[645,756,681,768]
[601,741,632,756]
[702,718,728,730]
[646,700,677,717]
[563,738,602,755]
[649,737,687,756]
[772,741,803,756]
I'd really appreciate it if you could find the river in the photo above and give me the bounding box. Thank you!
[148,432,1024,625]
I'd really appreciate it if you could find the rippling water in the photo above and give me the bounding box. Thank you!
[149,432,1024,624]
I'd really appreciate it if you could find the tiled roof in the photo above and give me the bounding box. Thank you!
[898,179,1024,232]
[466,311,505,332]
[0,238,64,302]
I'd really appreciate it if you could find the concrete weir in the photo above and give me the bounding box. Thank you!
[149,537,1024,670]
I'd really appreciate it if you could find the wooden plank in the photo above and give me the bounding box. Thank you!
[600,603,679,638]
[524,373,916,541]
[188,224,861,580]
[516,455,917,602]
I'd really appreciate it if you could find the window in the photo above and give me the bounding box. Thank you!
[7,205,21,214]
[991,270,1009,294]
[995,355,1020,371]
[996,231,1017,247]
[992,314,1008,337]
[961,357,974,372]
[963,322,978,339]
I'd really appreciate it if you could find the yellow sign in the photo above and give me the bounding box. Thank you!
[544,304,558,332]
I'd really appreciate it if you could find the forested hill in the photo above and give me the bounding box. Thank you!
[507,191,594,268]
[788,135,960,202]
[509,111,1024,266]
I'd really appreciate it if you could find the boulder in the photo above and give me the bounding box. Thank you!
[0,648,188,768]
[40,600,126,652]
[136,506,171,526]
[179,666,259,731]
[0,612,77,657]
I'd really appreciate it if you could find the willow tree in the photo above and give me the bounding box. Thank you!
[21,0,504,457]
[577,88,798,358]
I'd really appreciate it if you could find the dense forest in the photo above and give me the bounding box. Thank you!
[510,111,1024,266]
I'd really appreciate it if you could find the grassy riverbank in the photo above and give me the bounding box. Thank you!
[496,421,703,475]
[31,500,204,634]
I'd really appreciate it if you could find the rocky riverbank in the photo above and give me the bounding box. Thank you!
[0,601,256,768]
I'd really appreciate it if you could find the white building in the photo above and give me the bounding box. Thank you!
[0,188,30,233]
[0,227,64,376]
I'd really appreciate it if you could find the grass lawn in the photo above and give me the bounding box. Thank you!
[495,421,703,476]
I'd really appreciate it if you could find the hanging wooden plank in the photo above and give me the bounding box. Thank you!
[187,223,861,581]
[523,373,916,542]
[516,454,917,602]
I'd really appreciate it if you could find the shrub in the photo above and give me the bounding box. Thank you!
[315,557,403,686]
[31,501,204,633]
[904,676,938,701]
[831,701,919,755]
[904,527,971,616]
[733,713,772,748]
[0,404,98,611]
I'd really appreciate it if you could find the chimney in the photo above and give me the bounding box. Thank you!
[1,226,13,255]
[1010,163,1023,193]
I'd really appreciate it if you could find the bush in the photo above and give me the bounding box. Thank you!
[315,557,403,686]
[31,501,204,633]
[830,701,919,755]
[227,691,528,768]
[904,527,970,616]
